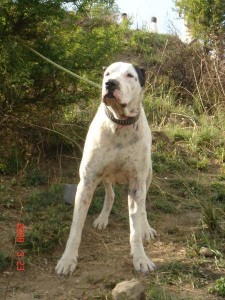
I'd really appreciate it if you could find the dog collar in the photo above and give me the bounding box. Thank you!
[104,105,140,126]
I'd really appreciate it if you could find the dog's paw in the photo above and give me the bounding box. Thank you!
[133,254,156,274]
[142,221,157,241]
[55,254,77,276]
[93,215,108,230]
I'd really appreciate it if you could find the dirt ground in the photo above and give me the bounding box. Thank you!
[1,201,223,300]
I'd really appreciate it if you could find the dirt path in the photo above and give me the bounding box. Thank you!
[1,209,222,300]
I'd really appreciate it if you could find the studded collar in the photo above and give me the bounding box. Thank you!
[104,105,140,126]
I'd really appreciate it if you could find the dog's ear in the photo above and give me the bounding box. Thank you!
[133,66,146,87]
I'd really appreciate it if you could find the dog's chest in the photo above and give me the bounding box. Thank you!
[80,107,151,184]
[92,128,149,183]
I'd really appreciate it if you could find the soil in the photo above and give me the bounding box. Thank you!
[1,203,222,300]
[0,158,224,300]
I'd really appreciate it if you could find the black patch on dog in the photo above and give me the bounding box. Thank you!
[133,65,146,87]
[128,188,138,198]
[129,134,139,145]
[116,143,123,150]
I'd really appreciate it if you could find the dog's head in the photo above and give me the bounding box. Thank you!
[102,62,146,118]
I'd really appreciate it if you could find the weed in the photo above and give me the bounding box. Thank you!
[0,183,18,209]
[147,283,192,300]
[21,183,123,253]
[159,260,191,281]
[1,147,23,175]
[200,201,220,232]
[2,197,16,209]
[169,178,205,197]
[144,88,176,126]
[21,185,72,253]
[195,128,217,147]
[166,125,194,142]
[153,198,177,214]
[158,260,211,288]
[24,184,64,213]
[152,151,186,173]
[21,166,47,187]
[218,164,225,180]
[0,161,7,174]
[209,276,225,297]
[0,252,11,271]
[23,209,70,253]
[196,157,209,171]
[211,182,225,202]
[187,230,225,260]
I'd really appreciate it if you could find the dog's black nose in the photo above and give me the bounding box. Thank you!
[105,79,119,91]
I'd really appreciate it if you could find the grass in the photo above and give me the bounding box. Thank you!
[152,151,188,173]
[22,213,70,253]
[169,178,205,196]
[211,182,225,202]
[1,112,224,299]
[24,184,64,213]
[21,184,73,253]
[145,259,219,299]
[158,260,210,286]
[21,166,48,187]
[0,252,11,271]
[152,197,177,214]
[147,283,193,300]
[212,276,225,297]
[0,147,24,176]
[200,201,221,232]
[187,228,225,261]
[16,182,125,254]
[0,28,225,300]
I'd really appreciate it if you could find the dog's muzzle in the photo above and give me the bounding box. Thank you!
[105,79,119,98]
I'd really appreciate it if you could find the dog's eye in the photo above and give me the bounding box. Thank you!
[105,72,110,76]
[127,73,134,78]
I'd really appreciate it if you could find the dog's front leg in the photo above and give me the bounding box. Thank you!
[56,179,98,276]
[128,181,156,273]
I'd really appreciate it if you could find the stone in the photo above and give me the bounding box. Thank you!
[14,293,33,300]
[63,184,77,205]
[112,279,146,300]
[199,246,214,257]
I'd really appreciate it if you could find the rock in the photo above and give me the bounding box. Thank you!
[63,184,77,205]
[199,246,214,257]
[15,293,33,300]
[112,279,146,300]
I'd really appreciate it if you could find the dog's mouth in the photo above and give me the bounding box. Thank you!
[103,92,115,103]
[102,91,128,108]
[103,91,118,105]
[103,97,128,118]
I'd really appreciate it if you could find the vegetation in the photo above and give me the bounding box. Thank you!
[175,0,225,56]
[0,1,225,299]
[0,252,11,272]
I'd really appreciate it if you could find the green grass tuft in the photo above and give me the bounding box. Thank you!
[0,252,11,271]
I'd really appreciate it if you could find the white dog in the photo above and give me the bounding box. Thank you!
[56,62,157,275]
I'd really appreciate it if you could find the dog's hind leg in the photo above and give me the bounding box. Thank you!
[142,164,157,241]
[93,180,115,230]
